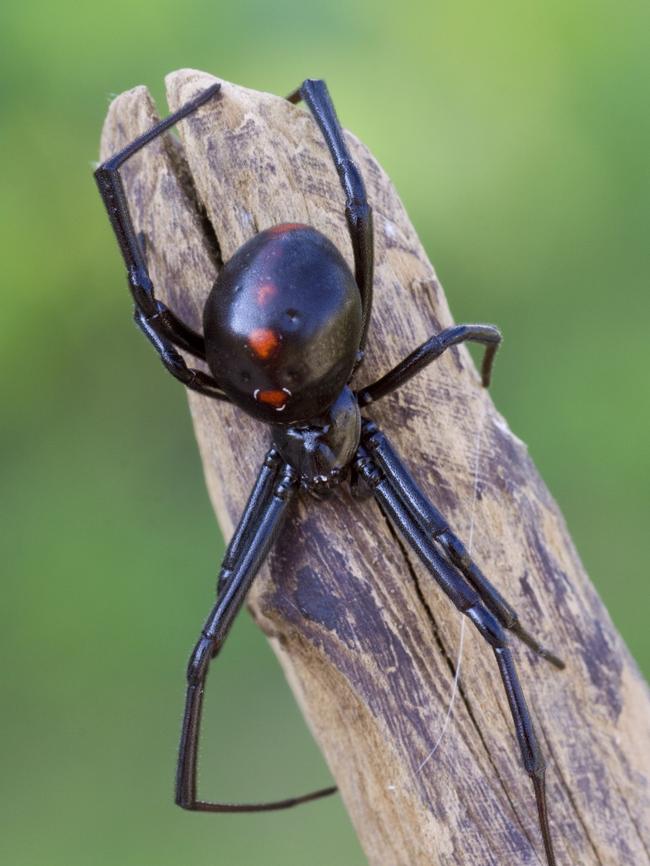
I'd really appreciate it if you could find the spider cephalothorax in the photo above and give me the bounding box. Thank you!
[96,77,564,865]
[271,385,361,497]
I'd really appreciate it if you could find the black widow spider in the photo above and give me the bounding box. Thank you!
[95,78,565,866]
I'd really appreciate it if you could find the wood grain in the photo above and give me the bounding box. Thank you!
[99,69,650,866]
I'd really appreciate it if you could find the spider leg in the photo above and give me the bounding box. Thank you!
[216,447,281,596]
[361,421,564,668]
[287,79,374,354]
[176,459,337,812]
[354,445,558,866]
[95,83,230,397]
[357,324,502,406]
[134,309,227,399]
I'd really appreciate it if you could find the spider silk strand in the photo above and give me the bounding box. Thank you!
[416,394,488,774]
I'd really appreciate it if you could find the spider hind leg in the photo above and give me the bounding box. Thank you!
[361,421,564,668]
[176,453,336,813]
[354,440,559,866]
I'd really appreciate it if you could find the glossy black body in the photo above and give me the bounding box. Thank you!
[204,224,362,424]
[272,385,361,496]
[95,77,564,866]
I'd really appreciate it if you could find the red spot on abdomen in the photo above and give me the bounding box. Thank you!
[248,327,281,360]
[267,222,306,236]
[255,389,289,409]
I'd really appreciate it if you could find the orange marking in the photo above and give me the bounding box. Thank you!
[256,389,289,409]
[267,222,305,236]
[248,327,280,360]
[257,283,277,306]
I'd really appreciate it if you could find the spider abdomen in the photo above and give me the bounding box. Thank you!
[203,224,362,424]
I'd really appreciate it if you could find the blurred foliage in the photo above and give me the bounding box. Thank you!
[1,1,648,864]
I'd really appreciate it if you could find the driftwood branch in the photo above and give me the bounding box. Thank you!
[99,70,650,866]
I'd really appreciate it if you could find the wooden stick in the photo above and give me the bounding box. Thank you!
[99,69,650,866]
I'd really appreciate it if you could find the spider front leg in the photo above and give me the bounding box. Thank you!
[357,323,502,406]
[134,309,227,400]
[176,456,336,813]
[95,82,229,399]
[354,444,559,866]
[361,421,564,668]
[287,79,374,352]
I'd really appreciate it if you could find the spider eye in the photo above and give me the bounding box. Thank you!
[240,370,252,383]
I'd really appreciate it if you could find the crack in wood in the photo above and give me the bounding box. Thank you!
[543,731,605,866]
[164,133,224,272]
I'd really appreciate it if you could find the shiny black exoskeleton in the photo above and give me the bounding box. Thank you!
[204,223,362,424]
[95,77,564,866]
[203,222,363,494]
[271,386,361,496]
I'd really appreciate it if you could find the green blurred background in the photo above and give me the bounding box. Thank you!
[1,1,648,864]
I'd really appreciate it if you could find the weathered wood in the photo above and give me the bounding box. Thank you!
[99,69,650,866]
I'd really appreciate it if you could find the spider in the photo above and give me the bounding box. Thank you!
[95,78,565,866]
